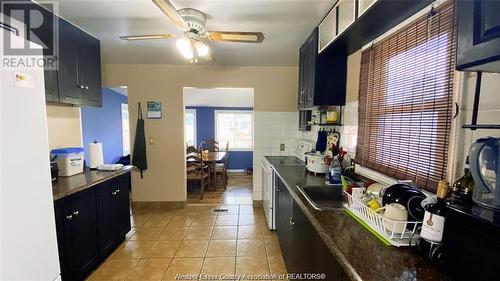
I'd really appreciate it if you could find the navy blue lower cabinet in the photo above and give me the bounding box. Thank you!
[54,172,131,281]
[54,188,99,281]
[275,176,345,280]
[96,174,131,259]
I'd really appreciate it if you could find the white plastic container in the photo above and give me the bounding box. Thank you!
[50,147,84,177]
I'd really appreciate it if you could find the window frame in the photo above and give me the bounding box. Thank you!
[214,110,254,151]
[355,0,456,192]
[121,103,130,156]
[184,109,197,147]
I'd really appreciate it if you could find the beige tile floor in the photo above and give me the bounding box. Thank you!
[187,173,253,204]
[87,204,287,281]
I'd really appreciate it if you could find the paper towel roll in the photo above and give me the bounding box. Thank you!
[88,142,104,169]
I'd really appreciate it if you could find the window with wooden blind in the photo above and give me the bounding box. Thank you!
[356,1,456,192]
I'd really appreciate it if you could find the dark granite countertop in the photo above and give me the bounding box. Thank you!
[52,166,133,201]
[265,156,448,281]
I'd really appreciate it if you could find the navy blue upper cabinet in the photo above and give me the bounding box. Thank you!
[456,0,500,72]
[1,2,102,106]
[298,28,347,109]
[58,18,102,107]
[80,32,102,107]
[58,18,83,105]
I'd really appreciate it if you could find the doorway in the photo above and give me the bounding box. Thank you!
[183,87,254,204]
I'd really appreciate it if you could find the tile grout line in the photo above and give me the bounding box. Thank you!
[234,204,240,276]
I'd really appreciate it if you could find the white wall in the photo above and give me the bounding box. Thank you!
[46,104,83,150]
[103,64,298,202]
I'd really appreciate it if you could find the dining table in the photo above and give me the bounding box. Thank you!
[186,151,227,189]
[186,151,226,163]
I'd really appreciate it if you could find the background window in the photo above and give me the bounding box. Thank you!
[356,1,455,192]
[215,111,253,151]
[185,109,197,147]
[121,103,130,156]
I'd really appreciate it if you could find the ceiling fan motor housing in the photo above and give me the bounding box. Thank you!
[178,8,207,35]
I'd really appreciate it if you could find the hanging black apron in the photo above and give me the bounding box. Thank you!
[132,102,148,178]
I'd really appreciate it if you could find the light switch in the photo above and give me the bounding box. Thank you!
[149,137,155,145]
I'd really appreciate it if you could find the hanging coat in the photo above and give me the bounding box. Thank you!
[132,102,148,178]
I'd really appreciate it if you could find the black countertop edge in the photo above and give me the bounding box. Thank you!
[264,156,446,281]
[52,166,133,201]
[267,158,363,281]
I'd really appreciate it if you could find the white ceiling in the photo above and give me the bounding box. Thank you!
[53,0,336,66]
[183,87,254,107]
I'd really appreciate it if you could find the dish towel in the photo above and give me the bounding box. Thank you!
[132,102,148,178]
[315,130,328,152]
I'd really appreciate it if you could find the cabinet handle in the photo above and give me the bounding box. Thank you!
[289,217,295,226]
[66,215,73,221]
[72,211,79,216]
[85,86,89,90]
[79,85,84,89]
[111,191,117,196]
[115,189,120,194]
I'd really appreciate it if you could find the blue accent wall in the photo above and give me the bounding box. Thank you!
[81,88,128,165]
[186,106,253,170]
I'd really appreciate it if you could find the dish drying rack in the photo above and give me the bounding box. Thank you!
[344,188,422,247]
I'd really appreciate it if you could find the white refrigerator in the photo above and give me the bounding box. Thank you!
[0,28,61,280]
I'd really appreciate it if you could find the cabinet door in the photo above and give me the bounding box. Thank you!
[305,30,317,108]
[291,202,316,274]
[54,199,72,281]
[33,4,59,102]
[68,188,99,281]
[275,179,294,273]
[44,70,59,102]
[58,19,83,105]
[107,174,131,238]
[299,110,311,131]
[114,174,131,237]
[298,45,306,109]
[96,181,117,259]
[96,174,131,259]
[337,0,356,35]
[319,6,337,53]
[80,33,102,107]
[457,0,500,71]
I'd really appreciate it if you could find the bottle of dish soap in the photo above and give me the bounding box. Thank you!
[329,155,342,184]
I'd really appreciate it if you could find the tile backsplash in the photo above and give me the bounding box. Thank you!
[452,72,500,180]
[253,111,300,200]
[297,102,359,158]
[252,103,360,201]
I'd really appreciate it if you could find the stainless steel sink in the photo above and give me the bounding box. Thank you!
[297,185,345,211]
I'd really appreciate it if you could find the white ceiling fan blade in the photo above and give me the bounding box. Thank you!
[152,0,190,31]
[119,34,176,41]
[208,31,264,43]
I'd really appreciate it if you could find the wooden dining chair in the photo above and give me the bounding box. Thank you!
[186,154,210,200]
[215,143,229,189]
[186,145,199,154]
[202,138,219,152]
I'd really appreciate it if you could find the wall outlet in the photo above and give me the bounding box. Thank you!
[280,144,285,151]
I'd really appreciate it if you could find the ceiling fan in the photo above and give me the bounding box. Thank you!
[119,0,265,63]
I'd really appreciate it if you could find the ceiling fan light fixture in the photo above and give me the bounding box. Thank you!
[194,40,210,57]
[176,37,194,59]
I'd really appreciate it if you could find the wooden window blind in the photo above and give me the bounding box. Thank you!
[356,1,456,192]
